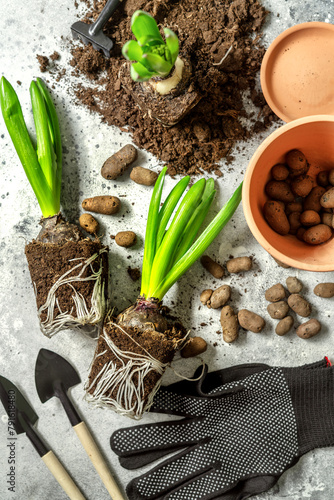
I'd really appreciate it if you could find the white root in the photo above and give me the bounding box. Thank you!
[36,248,108,338]
[212,44,234,66]
[84,322,168,420]
[145,56,185,95]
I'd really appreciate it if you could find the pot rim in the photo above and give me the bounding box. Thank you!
[243,114,334,272]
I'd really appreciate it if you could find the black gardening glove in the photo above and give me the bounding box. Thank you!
[110,359,334,500]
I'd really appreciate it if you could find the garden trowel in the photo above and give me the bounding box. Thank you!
[71,0,121,58]
[35,348,125,500]
[0,375,85,499]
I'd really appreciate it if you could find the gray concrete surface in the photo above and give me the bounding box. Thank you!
[0,1,334,499]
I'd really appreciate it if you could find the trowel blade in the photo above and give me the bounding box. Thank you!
[0,376,38,434]
[35,349,81,403]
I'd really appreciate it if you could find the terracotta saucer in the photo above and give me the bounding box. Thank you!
[261,22,334,122]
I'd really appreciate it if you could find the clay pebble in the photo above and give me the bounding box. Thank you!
[287,294,311,317]
[300,210,321,227]
[303,224,332,245]
[320,187,334,209]
[115,231,137,248]
[82,195,121,215]
[286,277,303,294]
[267,301,289,320]
[265,283,286,302]
[291,175,313,198]
[220,305,239,343]
[263,200,290,235]
[329,169,334,186]
[200,289,213,306]
[181,337,207,358]
[130,167,158,186]
[226,256,252,274]
[275,316,294,336]
[303,186,326,212]
[317,170,329,187]
[238,309,265,333]
[210,285,231,309]
[271,164,289,181]
[79,213,99,234]
[314,283,334,298]
[286,149,307,172]
[101,144,137,180]
[200,255,224,278]
[296,319,321,339]
[265,181,294,203]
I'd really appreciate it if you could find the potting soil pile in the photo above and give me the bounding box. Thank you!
[49,0,275,176]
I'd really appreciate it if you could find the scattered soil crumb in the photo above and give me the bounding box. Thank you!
[52,0,277,176]
[50,51,60,61]
[37,54,49,72]
[127,266,141,281]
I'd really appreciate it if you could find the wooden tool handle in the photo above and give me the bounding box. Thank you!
[74,421,125,500]
[42,450,86,500]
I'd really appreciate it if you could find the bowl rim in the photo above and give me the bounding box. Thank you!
[260,21,334,123]
[243,114,334,272]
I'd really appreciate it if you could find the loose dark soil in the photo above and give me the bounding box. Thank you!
[50,51,60,61]
[37,54,49,73]
[127,266,140,281]
[25,239,108,323]
[88,320,184,408]
[57,0,276,175]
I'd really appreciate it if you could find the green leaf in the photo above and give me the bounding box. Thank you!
[163,28,179,65]
[202,178,215,199]
[152,183,243,300]
[156,176,190,248]
[0,77,58,217]
[173,185,216,263]
[142,52,172,76]
[139,36,163,48]
[140,167,168,298]
[30,81,56,195]
[122,40,143,62]
[130,62,155,82]
[131,10,163,46]
[146,178,206,298]
[35,78,62,208]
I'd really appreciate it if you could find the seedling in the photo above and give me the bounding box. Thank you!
[86,170,243,418]
[121,10,200,125]
[0,78,107,337]
[122,10,179,83]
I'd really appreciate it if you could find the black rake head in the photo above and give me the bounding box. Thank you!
[71,21,114,58]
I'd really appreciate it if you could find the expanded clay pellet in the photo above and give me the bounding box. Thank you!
[130,167,158,186]
[200,255,224,278]
[79,213,99,234]
[101,144,137,180]
[82,195,121,215]
[226,256,252,274]
[200,289,213,306]
[115,231,137,248]
[181,337,207,358]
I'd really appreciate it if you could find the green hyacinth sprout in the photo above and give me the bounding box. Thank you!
[0,77,62,218]
[122,10,179,82]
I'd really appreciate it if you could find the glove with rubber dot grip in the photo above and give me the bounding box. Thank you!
[110,358,334,500]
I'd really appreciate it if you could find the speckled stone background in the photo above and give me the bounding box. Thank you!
[1,1,334,499]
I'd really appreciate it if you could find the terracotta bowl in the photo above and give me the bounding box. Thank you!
[242,115,334,271]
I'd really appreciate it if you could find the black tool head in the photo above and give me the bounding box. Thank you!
[35,349,81,404]
[71,21,114,58]
[0,376,38,434]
